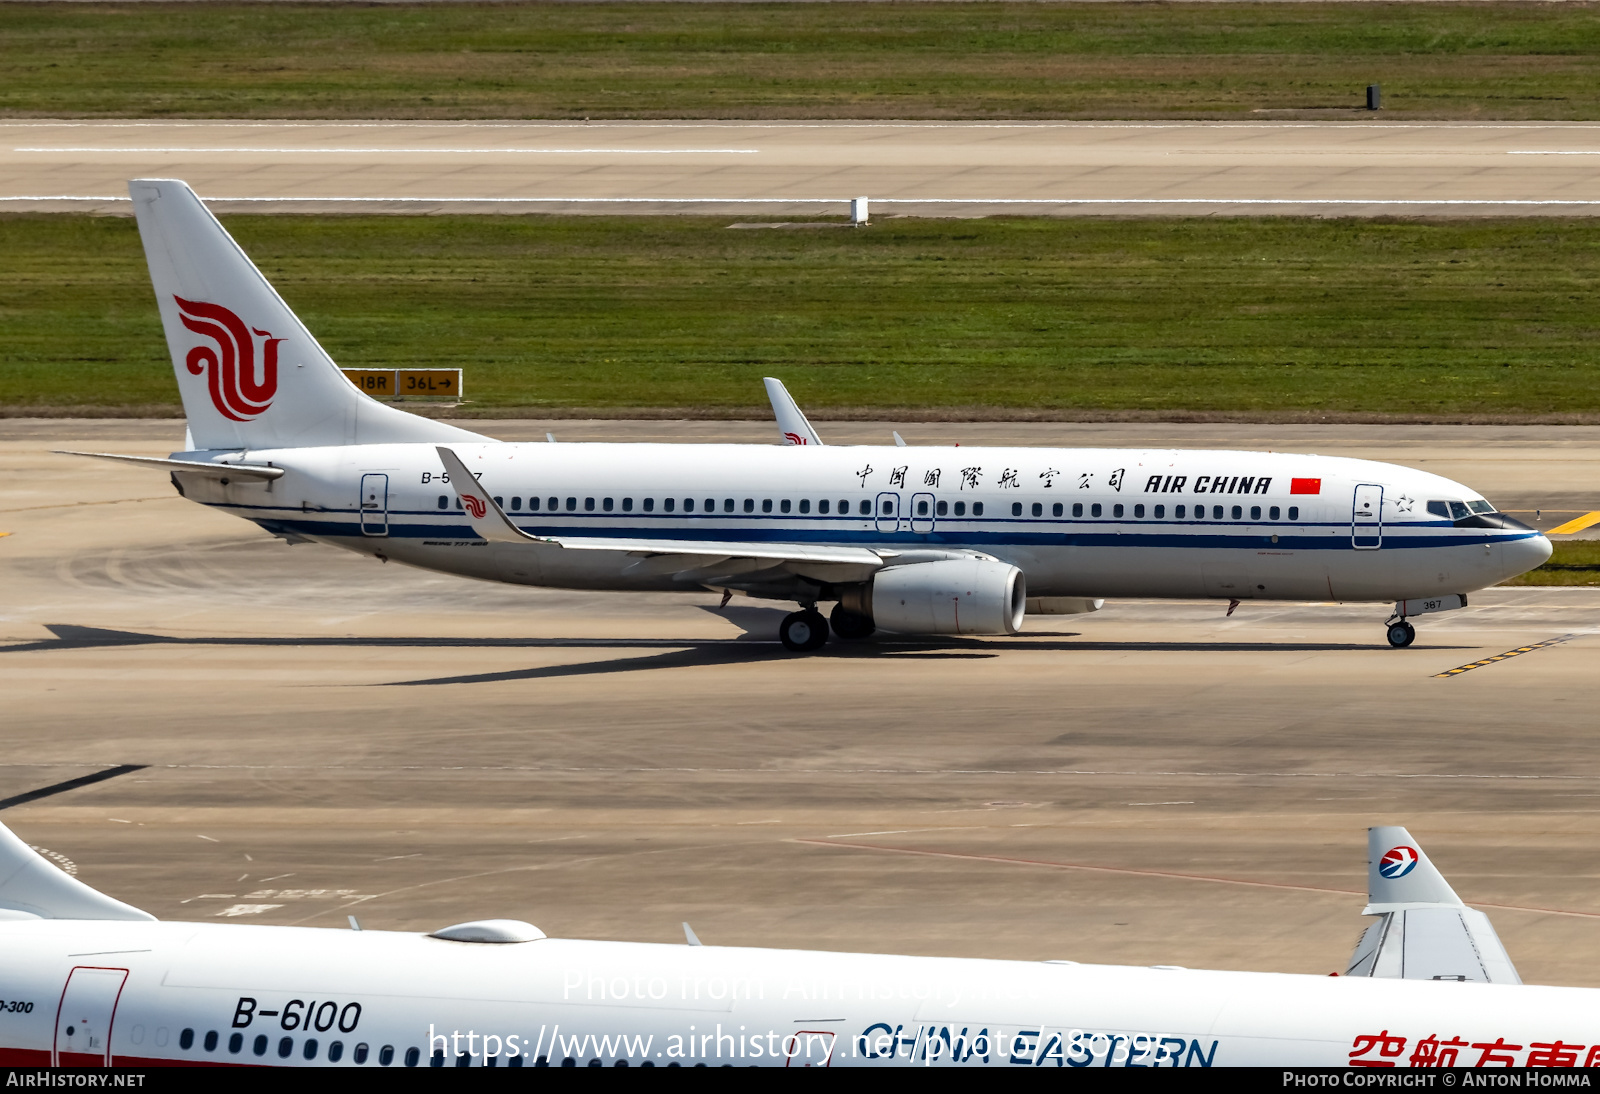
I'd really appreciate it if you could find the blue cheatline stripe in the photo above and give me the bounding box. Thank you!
[243,510,1543,553]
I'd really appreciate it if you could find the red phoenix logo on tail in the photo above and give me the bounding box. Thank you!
[462,494,487,520]
[175,296,282,421]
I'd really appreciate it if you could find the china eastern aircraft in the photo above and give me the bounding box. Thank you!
[1,820,1584,1068]
[66,179,1552,651]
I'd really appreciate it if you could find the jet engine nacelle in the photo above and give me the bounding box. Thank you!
[842,558,1026,635]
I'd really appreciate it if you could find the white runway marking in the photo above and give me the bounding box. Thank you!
[16,146,759,155]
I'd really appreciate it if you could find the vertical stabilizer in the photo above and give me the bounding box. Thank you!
[764,377,823,446]
[128,179,489,452]
[1346,826,1520,984]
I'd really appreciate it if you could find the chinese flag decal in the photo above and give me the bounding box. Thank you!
[1290,478,1322,495]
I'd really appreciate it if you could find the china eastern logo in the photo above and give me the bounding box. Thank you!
[175,296,282,422]
[1379,845,1419,879]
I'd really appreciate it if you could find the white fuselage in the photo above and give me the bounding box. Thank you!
[5,918,1596,1068]
[172,442,1550,605]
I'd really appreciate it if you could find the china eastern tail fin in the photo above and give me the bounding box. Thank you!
[128,179,488,452]
[1344,826,1520,984]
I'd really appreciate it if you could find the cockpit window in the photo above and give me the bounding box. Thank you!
[1427,501,1449,519]
[1467,499,1495,514]
[1448,501,1470,520]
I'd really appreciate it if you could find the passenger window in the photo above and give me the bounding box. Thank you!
[860,500,872,515]
[1175,504,1185,519]
[1427,500,1449,518]
[881,500,893,515]
[547,497,557,511]
[432,1049,447,1067]
[531,496,540,511]
[354,1043,370,1064]
[253,1035,268,1057]
[761,499,771,513]
[954,501,966,516]
[1213,505,1224,520]
[818,499,829,514]
[1072,503,1083,518]
[1250,505,1261,520]
[1031,502,1042,517]
[602,498,613,512]
[1133,504,1144,518]
[304,1039,319,1060]
[1091,503,1102,517]
[780,499,790,514]
[917,500,929,516]
[663,498,675,512]
[1288,506,1299,520]
[229,1033,243,1054]
[725,499,736,513]
[1113,504,1124,518]
[379,1046,395,1067]
[565,497,576,512]
[180,1029,194,1050]
[493,497,502,508]
[973,502,984,516]
[1449,501,1469,520]
[936,500,947,516]
[1269,506,1280,520]
[1154,504,1165,518]
[1052,502,1063,517]
[329,1041,344,1063]
[622,498,633,512]
[643,498,654,512]
[584,498,595,512]
[797,499,808,514]
[744,499,755,513]
[841,499,850,513]
[405,1048,420,1067]
[683,498,694,512]
[1231,505,1242,520]
[706,499,715,512]
[455,498,462,509]
[510,497,521,511]
[437,495,448,510]
[204,1031,218,1052]
[279,1037,293,1059]
[1012,502,1023,517]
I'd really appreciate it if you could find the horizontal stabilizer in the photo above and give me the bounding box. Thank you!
[57,450,285,481]
[1345,826,1519,984]
[0,822,152,922]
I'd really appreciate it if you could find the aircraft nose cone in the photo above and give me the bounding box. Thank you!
[1504,534,1553,579]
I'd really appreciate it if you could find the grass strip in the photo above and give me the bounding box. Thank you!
[1502,540,1600,586]
[5,2,1600,120]
[4,213,1600,416]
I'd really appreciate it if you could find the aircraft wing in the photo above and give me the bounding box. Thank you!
[435,447,883,571]
[1343,825,1521,984]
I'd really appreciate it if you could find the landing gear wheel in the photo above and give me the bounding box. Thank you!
[780,609,830,653]
[1386,621,1416,648]
[829,604,876,640]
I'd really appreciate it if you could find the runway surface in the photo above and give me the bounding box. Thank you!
[7,121,1600,216]
[3,419,1598,985]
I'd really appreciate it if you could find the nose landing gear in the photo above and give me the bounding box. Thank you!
[1386,620,1416,648]
[779,608,829,652]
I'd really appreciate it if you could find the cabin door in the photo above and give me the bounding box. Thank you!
[1352,484,1384,549]
[54,966,128,1066]
[360,473,390,537]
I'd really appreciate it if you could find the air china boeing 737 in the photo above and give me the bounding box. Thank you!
[67,179,1552,651]
[0,822,1583,1068]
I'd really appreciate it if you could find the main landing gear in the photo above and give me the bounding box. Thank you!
[1386,621,1416,648]
[779,609,829,653]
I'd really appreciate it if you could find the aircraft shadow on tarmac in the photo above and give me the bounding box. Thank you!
[0,623,1448,688]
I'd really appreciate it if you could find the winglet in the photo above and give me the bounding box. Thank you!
[435,447,554,546]
[683,922,702,946]
[1346,826,1520,984]
[763,378,823,446]
[0,822,152,921]
[1363,825,1462,913]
